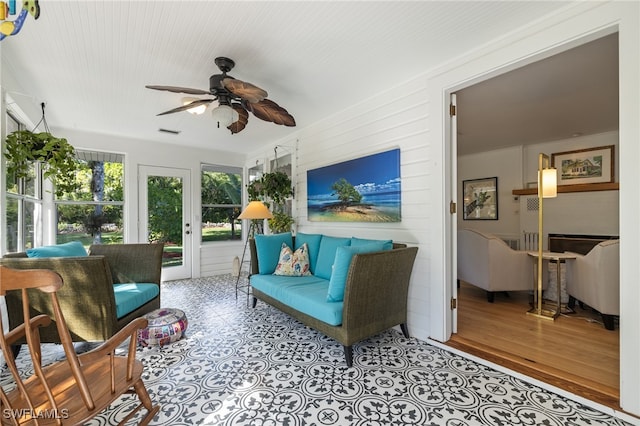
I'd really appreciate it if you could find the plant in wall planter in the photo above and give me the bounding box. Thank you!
[247,170,294,233]
[4,129,79,196]
[268,211,295,234]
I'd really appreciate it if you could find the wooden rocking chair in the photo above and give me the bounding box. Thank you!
[0,266,160,425]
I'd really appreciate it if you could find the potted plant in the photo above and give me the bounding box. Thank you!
[247,170,294,233]
[4,130,78,196]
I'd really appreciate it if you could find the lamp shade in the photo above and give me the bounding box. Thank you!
[538,168,558,198]
[211,104,239,127]
[238,201,273,220]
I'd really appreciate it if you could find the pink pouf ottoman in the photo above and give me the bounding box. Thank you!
[138,308,188,347]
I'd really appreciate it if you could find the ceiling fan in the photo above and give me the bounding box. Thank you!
[146,57,296,134]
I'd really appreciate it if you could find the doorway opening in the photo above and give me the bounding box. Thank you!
[448,32,620,408]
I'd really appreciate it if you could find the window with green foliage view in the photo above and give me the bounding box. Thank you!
[201,164,243,242]
[55,151,124,247]
[5,112,41,252]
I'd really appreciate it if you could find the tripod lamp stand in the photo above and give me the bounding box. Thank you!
[235,201,273,299]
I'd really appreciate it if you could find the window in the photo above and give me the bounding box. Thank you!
[201,164,242,242]
[5,112,41,252]
[55,150,124,245]
[248,163,263,185]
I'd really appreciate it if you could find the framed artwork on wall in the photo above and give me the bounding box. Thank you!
[463,177,498,220]
[551,145,615,186]
[307,149,401,222]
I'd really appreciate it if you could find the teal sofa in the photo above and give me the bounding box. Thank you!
[249,232,418,366]
[1,242,163,343]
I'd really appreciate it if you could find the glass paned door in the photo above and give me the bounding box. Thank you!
[139,166,191,281]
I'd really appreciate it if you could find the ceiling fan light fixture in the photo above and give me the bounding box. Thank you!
[147,57,295,133]
[211,104,239,128]
[182,97,207,115]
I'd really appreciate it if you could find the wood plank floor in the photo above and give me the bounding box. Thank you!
[446,282,620,409]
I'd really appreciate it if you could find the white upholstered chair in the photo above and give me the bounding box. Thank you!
[565,239,619,330]
[457,228,534,302]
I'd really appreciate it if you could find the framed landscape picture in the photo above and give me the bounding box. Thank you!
[307,149,401,222]
[463,177,498,220]
[551,145,614,186]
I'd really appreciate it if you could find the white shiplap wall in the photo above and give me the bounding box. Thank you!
[247,77,433,340]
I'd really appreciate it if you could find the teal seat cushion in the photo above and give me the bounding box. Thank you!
[294,233,323,274]
[351,237,393,251]
[26,241,88,258]
[314,236,351,280]
[327,243,388,302]
[251,275,343,326]
[255,232,293,274]
[113,283,160,319]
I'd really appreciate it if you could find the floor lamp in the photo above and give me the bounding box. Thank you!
[235,201,273,299]
[527,153,557,319]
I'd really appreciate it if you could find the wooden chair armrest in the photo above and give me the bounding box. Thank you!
[4,314,51,345]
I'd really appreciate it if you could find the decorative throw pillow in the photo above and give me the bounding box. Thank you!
[274,242,312,276]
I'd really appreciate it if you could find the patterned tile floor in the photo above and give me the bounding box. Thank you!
[3,275,632,425]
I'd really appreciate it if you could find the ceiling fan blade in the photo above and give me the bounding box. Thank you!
[228,104,249,134]
[156,99,214,116]
[247,99,296,127]
[146,85,211,95]
[222,78,268,103]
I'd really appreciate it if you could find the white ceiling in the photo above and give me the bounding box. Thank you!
[3,1,610,157]
[456,32,619,155]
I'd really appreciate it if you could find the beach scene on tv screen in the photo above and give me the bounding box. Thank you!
[307,149,401,222]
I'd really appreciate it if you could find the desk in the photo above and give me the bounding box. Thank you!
[526,251,577,319]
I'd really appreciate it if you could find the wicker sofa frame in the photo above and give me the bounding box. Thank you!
[249,238,418,366]
[1,243,163,343]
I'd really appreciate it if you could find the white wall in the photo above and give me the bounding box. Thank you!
[520,131,619,248]
[459,131,619,249]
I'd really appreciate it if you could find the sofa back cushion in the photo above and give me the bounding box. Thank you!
[255,232,293,274]
[351,237,393,251]
[314,236,351,280]
[26,241,88,258]
[326,242,389,302]
[294,233,323,274]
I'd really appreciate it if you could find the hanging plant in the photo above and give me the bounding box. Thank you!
[4,130,78,196]
[4,103,79,196]
[247,170,294,233]
[247,171,293,208]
